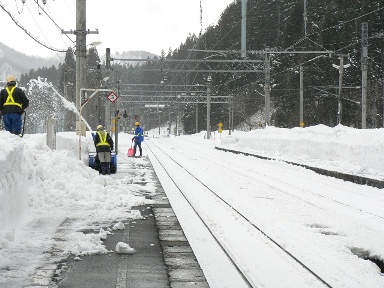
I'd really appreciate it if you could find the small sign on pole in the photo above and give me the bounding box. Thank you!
[107,91,118,103]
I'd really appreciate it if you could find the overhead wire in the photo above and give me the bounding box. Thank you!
[215,1,384,94]
[0,1,67,52]
[169,0,253,89]
[31,0,74,45]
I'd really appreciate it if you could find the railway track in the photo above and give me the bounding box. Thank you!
[146,141,335,288]
[145,137,384,288]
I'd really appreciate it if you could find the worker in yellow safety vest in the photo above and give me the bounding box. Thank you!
[94,125,114,175]
[0,75,29,135]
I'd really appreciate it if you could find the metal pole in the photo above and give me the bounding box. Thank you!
[115,80,120,154]
[264,50,271,126]
[231,104,234,131]
[337,56,345,125]
[195,104,198,133]
[158,103,160,135]
[115,112,118,153]
[300,65,304,126]
[176,106,179,136]
[241,0,247,58]
[303,0,307,37]
[168,106,171,135]
[228,101,231,135]
[206,83,211,139]
[361,22,368,129]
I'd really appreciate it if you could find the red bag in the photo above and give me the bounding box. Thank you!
[127,140,134,157]
[128,148,134,157]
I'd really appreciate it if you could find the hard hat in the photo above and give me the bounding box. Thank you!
[135,122,140,126]
[96,125,103,130]
[6,75,17,83]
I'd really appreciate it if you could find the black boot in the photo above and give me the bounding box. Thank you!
[101,163,107,175]
[106,164,111,175]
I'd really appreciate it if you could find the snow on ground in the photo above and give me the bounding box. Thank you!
[0,124,384,287]
[0,131,151,287]
[148,126,384,287]
[216,124,384,180]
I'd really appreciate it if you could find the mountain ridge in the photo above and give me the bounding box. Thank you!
[0,42,158,82]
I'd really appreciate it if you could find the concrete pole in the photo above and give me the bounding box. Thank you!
[76,0,86,134]
[241,0,247,58]
[105,48,111,134]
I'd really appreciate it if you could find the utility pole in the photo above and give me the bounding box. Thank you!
[206,79,212,139]
[228,101,232,135]
[361,22,368,129]
[62,0,98,136]
[195,104,198,133]
[300,65,304,127]
[115,79,120,154]
[75,0,86,135]
[303,0,307,37]
[264,49,271,126]
[337,54,348,125]
[241,0,247,58]
[105,48,112,134]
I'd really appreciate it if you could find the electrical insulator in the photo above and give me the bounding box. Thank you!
[21,0,26,3]
[43,0,47,4]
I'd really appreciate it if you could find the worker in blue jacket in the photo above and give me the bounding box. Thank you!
[132,121,144,158]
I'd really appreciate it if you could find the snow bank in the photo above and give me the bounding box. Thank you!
[0,132,29,234]
[217,125,384,179]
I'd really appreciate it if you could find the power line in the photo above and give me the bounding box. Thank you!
[0,1,67,52]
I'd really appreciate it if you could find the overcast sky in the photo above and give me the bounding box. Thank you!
[0,0,235,59]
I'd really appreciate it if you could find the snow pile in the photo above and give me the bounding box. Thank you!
[113,222,125,230]
[0,132,29,234]
[115,242,136,254]
[0,131,151,287]
[217,125,384,179]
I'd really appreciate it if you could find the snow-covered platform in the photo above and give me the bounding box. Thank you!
[25,155,208,288]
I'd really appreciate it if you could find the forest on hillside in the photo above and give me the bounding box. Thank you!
[20,0,384,133]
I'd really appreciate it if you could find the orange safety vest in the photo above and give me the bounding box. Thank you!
[4,86,22,108]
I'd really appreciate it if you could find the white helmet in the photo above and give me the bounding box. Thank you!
[96,125,103,131]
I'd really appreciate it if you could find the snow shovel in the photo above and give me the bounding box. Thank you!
[127,140,134,157]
